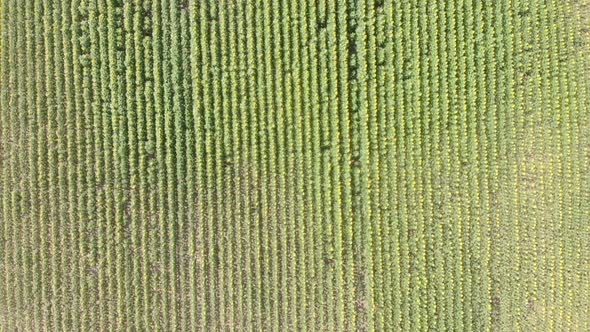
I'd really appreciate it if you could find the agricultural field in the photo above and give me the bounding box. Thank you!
[0,0,589,331]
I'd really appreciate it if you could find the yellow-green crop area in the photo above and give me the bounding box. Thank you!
[1,0,589,331]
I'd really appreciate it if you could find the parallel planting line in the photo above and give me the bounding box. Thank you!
[0,1,588,330]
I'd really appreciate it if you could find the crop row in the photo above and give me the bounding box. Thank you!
[0,0,588,331]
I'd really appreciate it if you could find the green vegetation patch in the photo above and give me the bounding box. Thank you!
[0,0,588,331]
